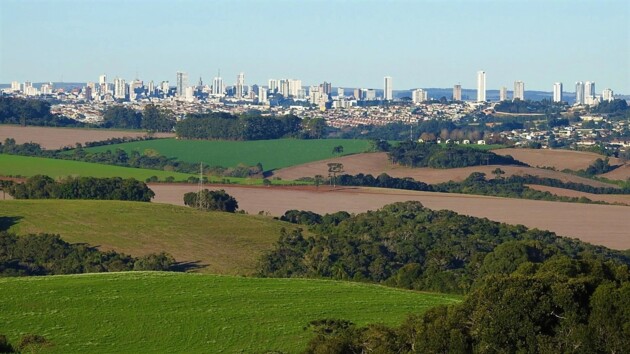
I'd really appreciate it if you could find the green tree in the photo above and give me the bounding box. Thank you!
[183,189,238,212]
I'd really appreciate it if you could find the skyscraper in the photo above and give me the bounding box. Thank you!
[477,71,486,102]
[176,71,188,97]
[384,76,393,100]
[114,78,126,99]
[268,79,278,93]
[212,73,224,96]
[258,86,268,104]
[499,86,508,101]
[584,81,595,105]
[602,88,614,102]
[235,72,245,98]
[412,89,427,104]
[453,84,462,101]
[98,74,107,85]
[513,81,525,101]
[553,83,563,103]
[575,82,585,105]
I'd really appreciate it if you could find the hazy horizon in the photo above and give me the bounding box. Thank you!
[1,0,628,93]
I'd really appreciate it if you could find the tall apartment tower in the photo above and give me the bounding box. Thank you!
[212,73,224,96]
[235,72,245,98]
[98,74,107,85]
[176,71,188,97]
[553,82,563,103]
[453,84,462,101]
[513,81,525,101]
[584,81,595,104]
[384,76,393,100]
[575,82,585,105]
[114,78,126,99]
[602,88,614,102]
[499,86,508,101]
[477,71,486,102]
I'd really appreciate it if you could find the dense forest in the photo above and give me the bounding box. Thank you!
[261,201,629,294]
[0,232,175,276]
[6,175,154,202]
[175,112,327,140]
[262,201,630,352]
[304,258,629,353]
[388,141,525,168]
[102,104,176,132]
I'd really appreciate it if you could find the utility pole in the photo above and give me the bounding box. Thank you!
[197,162,204,210]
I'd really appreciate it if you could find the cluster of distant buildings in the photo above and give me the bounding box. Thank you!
[6,70,617,110]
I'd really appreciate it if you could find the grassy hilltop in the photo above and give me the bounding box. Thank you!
[0,272,460,353]
[0,199,298,275]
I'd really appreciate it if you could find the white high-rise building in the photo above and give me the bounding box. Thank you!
[602,88,614,102]
[161,81,170,95]
[513,81,525,101]
[148,80,155,96]
[575,82,585,105]
[553,82,563,103]
[337,87,344,97]
[212,75,224,96]
[235,72,245,98]
[114,78,126,99]
[412,89,428,104]
[258,86,268,104]
[176,71,188,97]
[499,86,508,101]
[384,76,393,100]
[453,84,462,101]
[10,81,20,91]
[282,79,301,97]
[99,74,107,85]
[268,79,278,93]
[184,86,195,102]
[584,81,595,105]
[41,82,54,95]
[477,71,486,102]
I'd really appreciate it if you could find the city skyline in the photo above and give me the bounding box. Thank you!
[1,0,628,93]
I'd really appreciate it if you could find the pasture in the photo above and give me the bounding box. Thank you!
[0,199,297,275]
[0,272,460,353]
[82,138,372,171]
[0,154,195,181]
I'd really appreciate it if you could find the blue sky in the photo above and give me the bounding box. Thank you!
[1,0,628,92]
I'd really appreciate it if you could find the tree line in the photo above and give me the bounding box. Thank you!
[0,96,85,127]
[5,175,154,202]
[0,231,175,276]
[388,141,526,168]
[175,112,328,140]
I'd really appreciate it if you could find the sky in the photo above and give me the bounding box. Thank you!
[1,0,629,93]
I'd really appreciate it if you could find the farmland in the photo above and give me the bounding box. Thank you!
[492,148,623,171]
[82,138,372,171]
[0,199,298,275]
[272,152,620,187]
[0,272,460,353]
[149,184,630,250]
[0,154,197,181]
[0,125,174,149]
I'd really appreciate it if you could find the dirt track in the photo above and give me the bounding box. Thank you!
[272,152,618,188]
[149,184,630,250]
[0,125,175,149]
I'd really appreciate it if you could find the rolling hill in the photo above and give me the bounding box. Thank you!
[0,199,298,275]
[0,272,460,353]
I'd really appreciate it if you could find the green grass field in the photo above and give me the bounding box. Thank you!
[0,154,195,181]
[0,154,305,185]
[83,138,372,171]
[0,199,297,275]
[0,272,460,353]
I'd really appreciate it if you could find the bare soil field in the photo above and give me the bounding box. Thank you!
[272,152,618,188]
[493,148,621,170]
[149,184,630,250]
[600,164,630,181]
[526,185,630,205]
[0,125,175,149]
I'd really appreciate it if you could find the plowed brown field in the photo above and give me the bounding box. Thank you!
[492,148,620,170]
[272,152,618,188]
[601,164,630,181]
[0,125,175,149]
[526,185,630,205]
[149,184,630,250]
